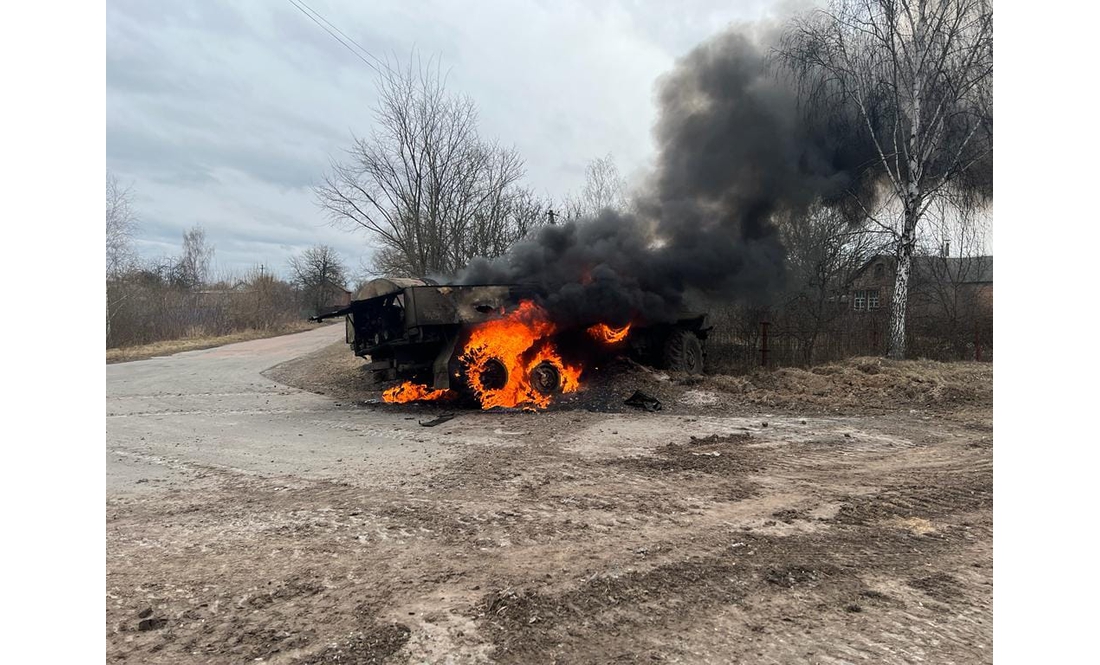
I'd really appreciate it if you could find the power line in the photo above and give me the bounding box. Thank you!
[285,0,392,76]
[292,0,391,73]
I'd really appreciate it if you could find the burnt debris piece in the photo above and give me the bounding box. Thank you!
[418,413,457,428]
[625,390,662,412]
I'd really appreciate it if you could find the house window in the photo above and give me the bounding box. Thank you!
[874,263,885,279]
[853,289,880,312]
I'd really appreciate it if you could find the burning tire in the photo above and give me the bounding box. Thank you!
[477,358,509,391]
[530,361,562,395]
[663,328,705,374]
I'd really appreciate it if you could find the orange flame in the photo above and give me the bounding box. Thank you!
[587,322,631,344]
[381,301,633,410]
[460,300,583,410]
[383,381,456,404]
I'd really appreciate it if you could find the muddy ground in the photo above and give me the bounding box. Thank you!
[107,339,992,664]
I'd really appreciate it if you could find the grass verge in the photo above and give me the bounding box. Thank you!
[107,321,324,364]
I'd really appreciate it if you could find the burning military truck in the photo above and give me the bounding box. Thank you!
[312,277,708,409]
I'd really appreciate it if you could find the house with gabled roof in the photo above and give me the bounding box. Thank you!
[846,254,992,316]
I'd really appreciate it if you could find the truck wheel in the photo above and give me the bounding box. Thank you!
[663,329,705,374]
[530,361,561,395]
[477,358,509,391]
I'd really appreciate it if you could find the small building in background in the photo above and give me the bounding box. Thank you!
[846,254,993,359]
[325,281,353,309]
[847,254,993,315]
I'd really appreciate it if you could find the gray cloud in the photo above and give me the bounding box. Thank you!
[107,0,777,278]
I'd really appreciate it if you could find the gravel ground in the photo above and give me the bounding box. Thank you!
[108,330,992,664]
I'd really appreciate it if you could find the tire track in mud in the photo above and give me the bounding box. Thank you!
[473,522,989,664]
[108,405,992,664]
[450,420,992,664]
[834,479,993,526]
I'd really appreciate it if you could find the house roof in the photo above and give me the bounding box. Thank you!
[917,255,993,283]
[322,279,352,294]
[855,254,993,284]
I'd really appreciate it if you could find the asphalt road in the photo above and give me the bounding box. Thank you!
[106,324,446,493]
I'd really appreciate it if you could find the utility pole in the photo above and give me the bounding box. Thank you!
[760,320,770,368]
[547,208,557,226]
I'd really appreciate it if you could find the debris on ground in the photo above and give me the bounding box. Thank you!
[419,413,457,427]
[136,617,167,631]
[624,390,662,412]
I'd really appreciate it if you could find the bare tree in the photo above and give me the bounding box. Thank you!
[289,245,348,316]
[562,153,628,220]
[907,198,992,357]
[775,203,884,362]
[779,0,993,358]
[106,172,139,346]
[231,266,300,331]
[177,225,215,288]
[317,55,542,278]
[106,172,137,278]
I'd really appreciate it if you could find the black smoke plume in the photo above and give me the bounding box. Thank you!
[459,26,877,327]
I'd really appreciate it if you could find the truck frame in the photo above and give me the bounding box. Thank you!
[313,278,708,393]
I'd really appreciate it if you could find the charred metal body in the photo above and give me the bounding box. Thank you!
[313,277,708,390]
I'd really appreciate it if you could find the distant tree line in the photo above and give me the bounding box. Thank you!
[105,174,351,350]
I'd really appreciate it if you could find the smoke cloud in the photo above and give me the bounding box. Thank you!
[459,25,878,327]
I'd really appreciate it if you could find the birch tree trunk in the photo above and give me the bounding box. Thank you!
[889,28,925,360]
[888,208,918,359]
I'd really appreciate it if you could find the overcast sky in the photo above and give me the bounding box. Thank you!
[106,0,788,281]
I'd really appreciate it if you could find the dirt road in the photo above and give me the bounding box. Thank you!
[107,327,992,664]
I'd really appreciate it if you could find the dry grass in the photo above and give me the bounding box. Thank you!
[707,355,993,413]
[106,322,321,364]
[265,342,992,419]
